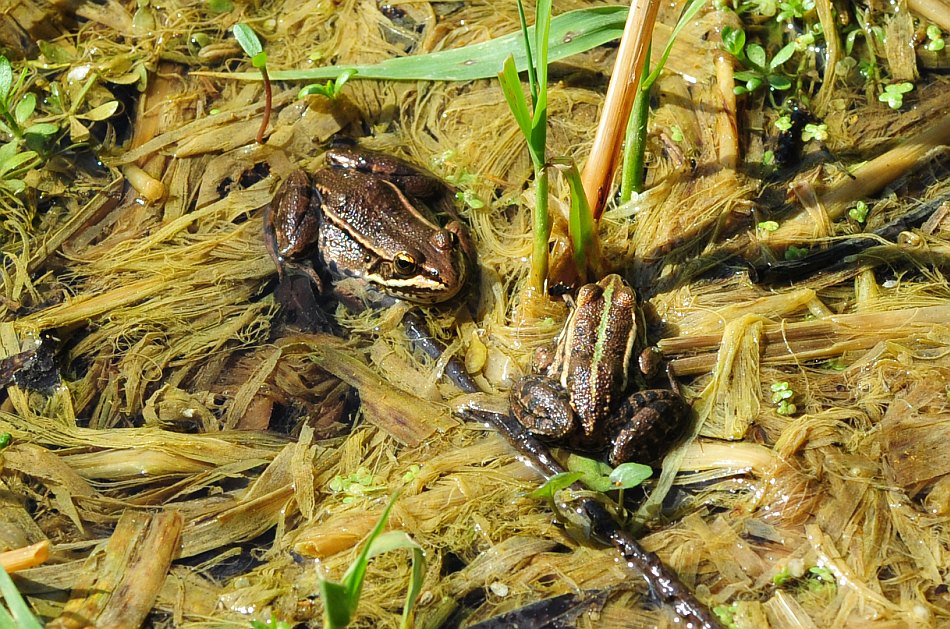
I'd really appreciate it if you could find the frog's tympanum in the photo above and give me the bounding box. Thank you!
[264,146,473,306]
[510,274,689,465]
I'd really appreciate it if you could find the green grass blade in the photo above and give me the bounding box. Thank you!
[642,0,707,89]
[0,568,42,629]
[339,494,400,610]
[499,57,542,167]
[400,545,426,629]
[554,160,597,277]
[319,579,353,629]
[210,6,628,83]
[515,0,538,103]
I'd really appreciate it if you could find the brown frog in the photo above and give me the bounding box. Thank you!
[509,274,689,465]
[264,145,474,306]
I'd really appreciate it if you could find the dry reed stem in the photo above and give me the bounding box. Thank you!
[581,0,659,218]
[908,0,950,31]
[49,510,182,629]
[661,302,950,375]
[0,540,50,573]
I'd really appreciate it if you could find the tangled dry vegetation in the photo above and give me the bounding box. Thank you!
[1,0,949,627]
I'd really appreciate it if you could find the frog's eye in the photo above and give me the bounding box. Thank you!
[446,231,459,245]
[393,252,419,277]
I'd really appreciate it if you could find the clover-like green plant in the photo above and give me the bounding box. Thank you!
[924,25,945,51]
[878,82,913,109]
[721,26,796,96]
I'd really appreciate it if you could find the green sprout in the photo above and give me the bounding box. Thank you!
[774,115,793,132]
[232,24,272,143]
[0,433,10,449]
[713,603,740,629]
[776,0,814,22]
[784,245,809,260]
[328,467,387,504]
[0,56,60,148]
[530,454,652,502]
[401,464,421,483]
[498,0,551,295]
[878,82,914,110]
[320,494,426,629]
[805,566,836,593]
[757,220,779,236]
[299,69,356,100]
[721,27,796,96]
[770,381,797,415]
[620,0,706,200]
[848,200,869,223]
[801,122,827,142]
[925,25,945,52]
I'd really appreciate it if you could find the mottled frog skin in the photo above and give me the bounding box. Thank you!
[510,275,688,465]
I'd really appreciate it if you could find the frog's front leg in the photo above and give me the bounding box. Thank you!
[264,169,327,292]
[509,376,576,439]
[606,389,690,466]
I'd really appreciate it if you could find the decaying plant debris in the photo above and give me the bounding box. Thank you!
[1,0,950,626]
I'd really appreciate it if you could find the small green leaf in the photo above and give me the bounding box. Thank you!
[320,579,354,629]
[746,43,767,68]
[848,201,869,223]
[232,23,264,59]
[607,462,652,489]
[0,57,12,102]
[757,220,779,232]
[0,148,38,176]
[0,433,11,449]
[206,0,233,12]
[251,51,268,69]
[770,42,796,69]
[566,453,615,492]
[23,122,59,137]
[77,100,119,121]
[768,74,792,90]
[14,93,35,126]
[721,26,745,57]
[528,471,585,499]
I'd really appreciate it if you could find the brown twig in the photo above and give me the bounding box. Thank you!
[257,66,272,144]
[581,0,660,219]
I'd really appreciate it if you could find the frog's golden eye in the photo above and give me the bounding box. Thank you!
[446,231,459,245]
[393,252,419,277]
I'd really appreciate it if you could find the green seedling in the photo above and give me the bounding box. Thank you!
[299,69,356,100]
[776,0,814,23]
[848,200,869,223]
[801,122,827,142]
[878,82,913,109]
[566,453,652,493]
[721,26,796,95]
[320,494,425,629]
[784,245,809,260]
[328,467,387,504]
[498,0,551,294]
[770,381,797,415]
[232,24,272,143]
[551,158,599,281]
[713,603,740,629]
[0,566,42,629]
[757,220,779,236]
[925,25,945,52]
[0,56,59,148]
